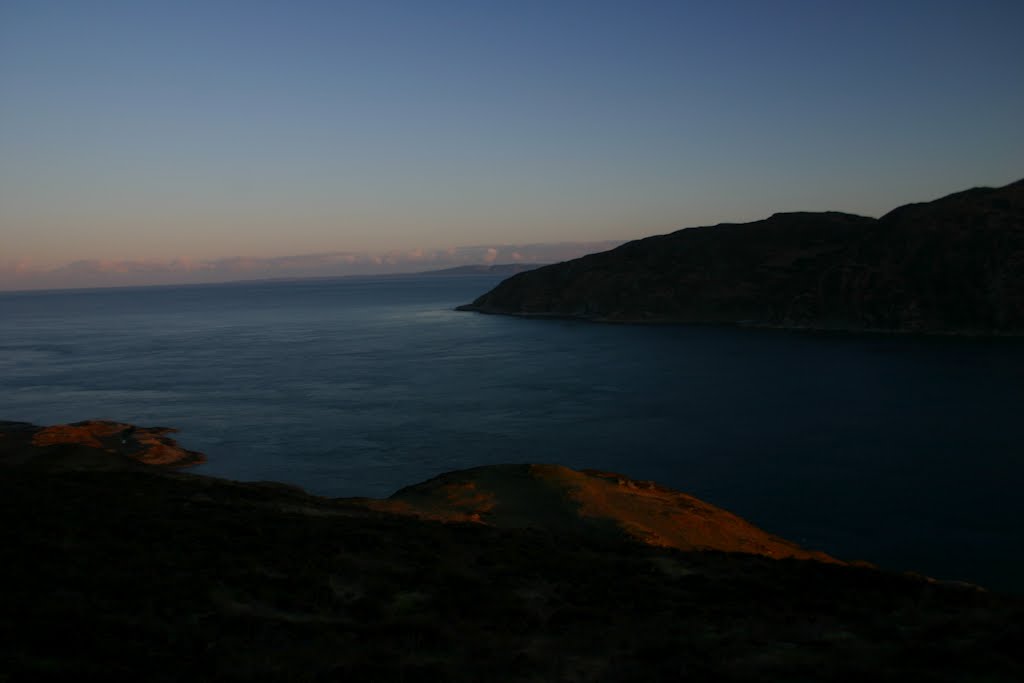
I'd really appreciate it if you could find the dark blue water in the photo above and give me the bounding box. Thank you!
[2,275,1023,592]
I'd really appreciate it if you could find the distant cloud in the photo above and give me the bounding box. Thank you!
[0,241,623,291]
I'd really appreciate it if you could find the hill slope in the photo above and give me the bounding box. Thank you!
[458,179,1024,334]
[3,422,1023,681]
[368,463,836,562]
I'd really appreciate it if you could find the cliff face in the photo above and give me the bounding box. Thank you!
[458,179,1024,334]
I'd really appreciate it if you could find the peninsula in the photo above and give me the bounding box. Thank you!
[458,179,1024,335]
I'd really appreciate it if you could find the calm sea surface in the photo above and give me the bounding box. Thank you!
[2,274,1023,592]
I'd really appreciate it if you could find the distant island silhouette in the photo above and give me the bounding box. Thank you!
[459,179,1024,335]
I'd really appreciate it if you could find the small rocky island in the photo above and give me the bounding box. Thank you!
[458,179,1024,334]
[0,419,206,469]
[2,420,1022,681]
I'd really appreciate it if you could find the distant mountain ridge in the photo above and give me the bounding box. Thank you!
[458,179,1024,334]
[417,263,544,276]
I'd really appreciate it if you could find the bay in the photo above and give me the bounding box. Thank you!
[2,274,1022,592]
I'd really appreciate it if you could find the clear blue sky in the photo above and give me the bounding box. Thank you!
[1,0,1022,282]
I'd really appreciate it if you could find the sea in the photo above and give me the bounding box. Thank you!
[2,274,1023,592]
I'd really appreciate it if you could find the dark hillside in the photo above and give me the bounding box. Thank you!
[2,421,1022,681]
[459,179,1024,334]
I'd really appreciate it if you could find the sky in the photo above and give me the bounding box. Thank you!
[1,0,1022,290]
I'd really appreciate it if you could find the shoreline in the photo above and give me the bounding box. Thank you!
[455,304,1024,338]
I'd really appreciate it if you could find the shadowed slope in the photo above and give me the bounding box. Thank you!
[458,179,1024,334]
[2,420,1023,681]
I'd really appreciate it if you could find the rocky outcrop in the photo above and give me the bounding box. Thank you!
[0,419,206,469]
[458,179,1024,334]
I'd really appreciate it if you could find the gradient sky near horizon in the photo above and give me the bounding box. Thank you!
[2,0,1023,286]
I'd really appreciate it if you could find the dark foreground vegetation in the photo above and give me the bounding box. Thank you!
[2,425,1022,682]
